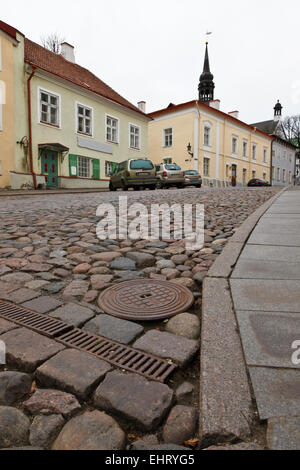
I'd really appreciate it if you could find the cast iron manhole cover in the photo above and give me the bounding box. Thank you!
[98,280,194,321]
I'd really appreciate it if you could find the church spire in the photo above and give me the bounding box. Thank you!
[198,42,215,103]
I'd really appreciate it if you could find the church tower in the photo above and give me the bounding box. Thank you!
[198,42,215,103]
[274,100,283,122]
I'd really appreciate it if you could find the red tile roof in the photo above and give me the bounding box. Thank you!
[0,20,23,41]
[24,38,148,118]
[149,100,274,140]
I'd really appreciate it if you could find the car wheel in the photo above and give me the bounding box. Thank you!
[148,185,156,190]
[109,182,116,191]
[134,186,140,191]
[121,181,128,191]
[156,181,164,189]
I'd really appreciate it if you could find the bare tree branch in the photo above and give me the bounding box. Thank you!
[41,33,65,54]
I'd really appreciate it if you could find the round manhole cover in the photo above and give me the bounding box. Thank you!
[98,280,194,321]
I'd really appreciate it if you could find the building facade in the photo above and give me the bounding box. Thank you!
[0,22,23,188]
[148,44,273,187]
[1,21,150,190]
[252,102,297,186]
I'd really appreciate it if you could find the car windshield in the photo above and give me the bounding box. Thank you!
[130,160,154,170]
[185,171,199,175]
[165,164,181,171]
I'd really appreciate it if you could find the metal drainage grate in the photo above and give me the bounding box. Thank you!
[98,279,195,321]
[0,300,73,338]
[0,300,177,383]
[56,328,177,383]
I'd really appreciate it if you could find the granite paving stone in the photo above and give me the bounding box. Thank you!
[267,417,300,450]
[0,371,32,405]
[83,314,144,344]
[2,288,41,304]
[163,405,197,444]
[0,328,65,372]
[36,349,112,399]
[52,410,126,450]
[232,258,300,280]
[165,313,200,340]
[21,296,63,313]
[249,367,300,420]
[0,318,18,335]
[133,330,199,366]
[230,279,300,313]
[0,406,30,449]
[94,371,174,430]
[49,303,94,327]
[30,414,65,449]
[23,389,81,417]
[236,311,300,368]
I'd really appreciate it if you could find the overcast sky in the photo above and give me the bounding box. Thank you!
[2,0,300,123]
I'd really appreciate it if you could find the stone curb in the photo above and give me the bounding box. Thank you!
[199,187,287,448]
[0,189,109,197]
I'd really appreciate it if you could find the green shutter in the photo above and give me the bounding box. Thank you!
[69,154,78,176]
[111,162,118,174]
[93,159,100,179]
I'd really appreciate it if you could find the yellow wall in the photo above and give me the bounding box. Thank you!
[148,104,272,185]
[0,33,15,187]
[28,73,149,186]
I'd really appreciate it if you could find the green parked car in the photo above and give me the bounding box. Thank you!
[109,159,157,191]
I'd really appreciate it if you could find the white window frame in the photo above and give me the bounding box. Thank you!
[263,147,268,164]
[232,135,238,156]
[105,161,114,177]
[283,169,286,183]
[252,143,257,161]
[106,114,119,144]
[38,87,61,128]
[277,167,281,182]
[203,157,210,177]
[76,102,93,137]
[163,128,173,148]
[77,155,92,178]
[203,121,212,148]
[242,140,248,159]
[163,157,172,164]
[129,123,141,150]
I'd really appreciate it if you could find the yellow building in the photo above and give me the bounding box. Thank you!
[0,21,24,188]
[1,21,150,190]
[148,44,273,187]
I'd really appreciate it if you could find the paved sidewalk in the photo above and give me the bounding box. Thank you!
[230,188,300,450]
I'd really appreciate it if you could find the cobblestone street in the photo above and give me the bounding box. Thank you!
[0,186,280,450]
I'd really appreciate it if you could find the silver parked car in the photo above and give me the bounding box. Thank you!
[155,163,185,189]
[184,170,202,188]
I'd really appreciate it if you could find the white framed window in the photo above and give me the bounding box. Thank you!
[277,167,280,182]
[252,144,257,161]
[243,168,247,185]
[226,164,230,178]
[78,156,91,178]
[263,148,268,164]
[106,115,119,143]
[232,136,238,155]
[76,103,93,136]
[39,88,60,127]
[129,124,141,150]
[252,170,256,179]
[204,126,211,147]
[203,158,210,177]
[163,157,172,164]
[263,172,267,181]
[283,169,286,182]
[243,140,248,159]
[289,171,292,184]
[105,161,116,177]
[163,128,173,147]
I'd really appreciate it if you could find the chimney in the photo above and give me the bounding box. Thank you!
[61,42,75,63]
[137,101,146,113]
[228,110,239,119]
[209,99,220,110]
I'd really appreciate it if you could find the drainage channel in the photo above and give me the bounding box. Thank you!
[0,300,177,383]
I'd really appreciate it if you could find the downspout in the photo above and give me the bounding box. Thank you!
[27,65,37,189]
[270,138,274,186]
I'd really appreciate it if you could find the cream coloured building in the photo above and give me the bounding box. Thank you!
[148,44,273,187]
[0,20,150,190]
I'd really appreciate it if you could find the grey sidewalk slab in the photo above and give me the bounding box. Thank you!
[248,232,300,247]
[239,245,300,263]
[230,279,300,312]
[236,310,300,368]
[249,367,300,420]
[232,259,300,280]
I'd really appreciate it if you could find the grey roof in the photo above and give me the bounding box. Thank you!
[251,120,279,135]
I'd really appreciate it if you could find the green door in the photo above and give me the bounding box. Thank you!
[41,150,58,187]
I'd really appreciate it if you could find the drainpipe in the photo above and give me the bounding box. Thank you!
[27,65,37,189]
[270,139,274,186]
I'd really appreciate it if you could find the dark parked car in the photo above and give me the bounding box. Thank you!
[247,179,270,187]
[183,170,202,187]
